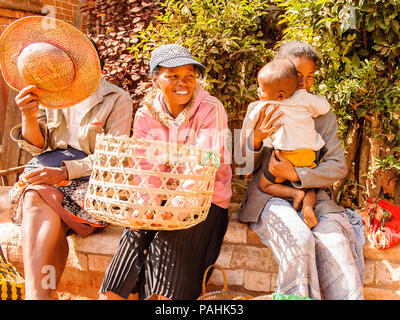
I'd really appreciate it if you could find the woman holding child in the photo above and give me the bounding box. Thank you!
[99,44,232,300]
[238,41,364,300]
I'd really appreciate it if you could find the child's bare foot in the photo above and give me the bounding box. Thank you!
[292,189,305,211]
[302,205,318,229]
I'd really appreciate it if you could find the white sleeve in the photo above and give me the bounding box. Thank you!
[305,93,331,118]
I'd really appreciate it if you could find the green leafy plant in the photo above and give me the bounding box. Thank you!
[376,147,400,173]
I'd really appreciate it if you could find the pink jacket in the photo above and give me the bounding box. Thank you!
[133,89,232,209]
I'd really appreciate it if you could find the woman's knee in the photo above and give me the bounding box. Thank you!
[22,190,44,209]
[261,198,315,249]
[314,229,347,252]
[312,217,349,251]
[21,190,62,227]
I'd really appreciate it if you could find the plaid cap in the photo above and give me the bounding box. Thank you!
[149,44,205,76]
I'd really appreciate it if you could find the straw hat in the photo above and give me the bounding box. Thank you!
[0,16,101,109]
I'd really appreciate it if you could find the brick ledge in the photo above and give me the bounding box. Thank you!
[1,187,399,300]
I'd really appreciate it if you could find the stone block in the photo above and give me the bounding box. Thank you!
[66,252,88,271]
[57,268,105,300]
[214,243,234,269]
[364,287,400,300]
[231,245,278,273]
[245,246,278,272]
[5,244,22,264]
[65,237,88,270]
[270,273,278,292]
[88,254,113,272]
[244,270,272,293]
[375,260,400,288]
[208,268,244,287]
[71,225,123,255]
[363,239,400,264]
[223,218,247,244]
[363,259,375,286]
[0,222,21,247]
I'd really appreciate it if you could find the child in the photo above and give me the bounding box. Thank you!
[242,59,330,229]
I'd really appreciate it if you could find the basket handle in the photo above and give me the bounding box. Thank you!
[201,264,228,295]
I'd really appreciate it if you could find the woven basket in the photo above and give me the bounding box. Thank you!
[197,264,252,300]
[84,134,220,230]
[0,245,25,300]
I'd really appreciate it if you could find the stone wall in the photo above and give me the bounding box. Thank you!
[41,0,80,25]
[0,186,399,300]
[363,241,400,299]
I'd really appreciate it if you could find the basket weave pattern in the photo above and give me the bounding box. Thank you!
[0,245,24,300]
[84,134,220,230]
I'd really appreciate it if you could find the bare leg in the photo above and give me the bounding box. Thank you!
[302,189,318,229]
[21,190,69,300]
[259,174,305,211]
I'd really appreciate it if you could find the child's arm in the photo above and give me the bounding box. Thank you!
[258,172,273,193]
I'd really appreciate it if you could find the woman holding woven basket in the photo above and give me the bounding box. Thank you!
[0,16,133,299]
[99,44,232,300]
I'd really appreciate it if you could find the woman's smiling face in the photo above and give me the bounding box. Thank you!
[290,56,316,92]
[154,64,197,111]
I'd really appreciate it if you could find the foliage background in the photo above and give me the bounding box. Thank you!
[81,0,400,206]
[81,0,160,110]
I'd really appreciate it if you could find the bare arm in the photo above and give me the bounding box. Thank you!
[15,85,45,149]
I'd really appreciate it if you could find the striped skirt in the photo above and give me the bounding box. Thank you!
[99,204,228,300]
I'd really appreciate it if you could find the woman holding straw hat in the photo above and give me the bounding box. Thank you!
[0,16,133,299]
[98,44,232,300]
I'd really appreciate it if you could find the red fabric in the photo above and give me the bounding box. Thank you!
[367,198,400,249]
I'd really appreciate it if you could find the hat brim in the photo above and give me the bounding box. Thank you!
[157,57,206,74]
[0,16,101,109]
